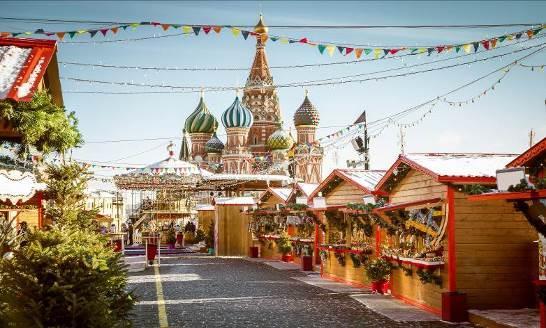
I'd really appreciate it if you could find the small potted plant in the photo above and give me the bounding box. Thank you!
[277,232,293,262]
[166,228,176,249]
[365,258,392,294]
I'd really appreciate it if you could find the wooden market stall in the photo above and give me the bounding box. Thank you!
[374,153,537,322]
[466,138,546,327]
[213,197,255,256]
[308,169,386,287]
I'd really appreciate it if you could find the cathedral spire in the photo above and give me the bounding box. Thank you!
[246,15,273,88]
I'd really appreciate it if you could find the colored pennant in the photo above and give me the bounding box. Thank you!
[182,26,192,34]
[192,26,201,35]
[100,29,108,36]
[241,30,250,40]
[56,32,66,40]
[472,42,479,52]
[337,46,345,54]
[373,48,381,59]
[490,39,497,48]
[270,36,279,42]
[68,31,77,38]
[326,45,336,57]
[111,27,119,34]
[318,44,326,54]
[463,44,472,53]
[231,27,240,36]
[213,26,222,33]
[89,30,98,38]
[364,48,372,55]
[161,24,171,31]
[299,38,308,44]
[436,46,445,53]
[345,47,353,55]
[481,40,490,50]
[389,48,400,55]
[354,48,363,59]
[202,26,212,34]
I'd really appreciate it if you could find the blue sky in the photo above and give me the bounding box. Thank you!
[2,1,545,177]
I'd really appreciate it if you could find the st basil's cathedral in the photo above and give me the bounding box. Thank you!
[179,16,323,184]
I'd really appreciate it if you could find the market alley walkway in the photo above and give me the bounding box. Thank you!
[128,256,468,328]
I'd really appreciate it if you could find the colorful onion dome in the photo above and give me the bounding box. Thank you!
[294,91,320,127]
[267,126,294,150]
[184,94,218,134]
[254,14,268,35]
[205,133,224,154]
[221,96,254,129]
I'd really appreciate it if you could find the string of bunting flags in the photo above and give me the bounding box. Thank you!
[0,20,544,58]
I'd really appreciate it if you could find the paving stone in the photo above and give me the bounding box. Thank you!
[129,256,473,327]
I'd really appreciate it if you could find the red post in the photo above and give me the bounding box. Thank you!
[375,226,381,256]
[314,222,320,265]
[36,191,43,229]
[447,186,457,292]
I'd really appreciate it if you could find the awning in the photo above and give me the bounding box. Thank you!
[373,197,443,213]
[0,169,45,204]
[468,190,546,202]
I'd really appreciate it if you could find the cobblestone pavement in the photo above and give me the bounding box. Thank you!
[128,256,472,328]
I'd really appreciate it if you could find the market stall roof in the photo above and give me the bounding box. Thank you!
[308,169,386,200]
[286,182,319,203]
[200,173,293,191]
[507,137,546,168]
[0,37,59,102]
[376,153,518,191]
[0,169,45,204]
[373,197,443,213]
[259,187,292,204]
[213,197,256,206]
[467,189,546,202]
[196,204,215,211]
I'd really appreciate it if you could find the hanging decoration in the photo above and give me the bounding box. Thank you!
[0,20,543,58]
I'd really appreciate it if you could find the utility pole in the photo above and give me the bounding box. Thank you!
[399,126,406,154]
[362,111,370,169]
[529,128,536,148]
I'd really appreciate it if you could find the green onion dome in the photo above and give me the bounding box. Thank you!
[294,92,320,127]
[205,133,224,154]
[184,95,219,134]
[221,96,254,129]
[267,126,294,150]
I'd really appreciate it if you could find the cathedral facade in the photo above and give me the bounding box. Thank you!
[180,16,323,184]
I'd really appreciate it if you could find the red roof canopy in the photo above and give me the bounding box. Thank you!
[507,137,546,168]
[0,37,57,102]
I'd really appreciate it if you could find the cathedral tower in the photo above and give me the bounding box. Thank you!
[184,93,218,162]
[242,15,282,156]
[221,94,254,174]
[293,91,323,183]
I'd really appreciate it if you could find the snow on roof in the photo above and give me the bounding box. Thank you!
[404,153,518,178]
[507,137,546,168]
[205,173,292,182]
[297,183,318,197]
[214,197,256,206]
[269,188,292,201]
[337,169,386,191]
[196,204,215,211]
[0,169,44,204]
[0,38,57,101]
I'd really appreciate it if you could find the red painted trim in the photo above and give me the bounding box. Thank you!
[508,137,546,168]
[437,176,496,184]
[314,223,320,265]
[373,197,443,213]
[390,291,442,316]
[308,169,338,200]
[308,169,379,201]
[320,272,371,289]
[468,189,546,201]
[447,186,456,292]
[0,37,57,48]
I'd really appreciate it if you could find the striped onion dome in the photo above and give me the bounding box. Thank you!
[267,126,294,150]
[221,96,254,129]
[184,95,218,134]
[205,133,224,154]
[294,92,320,127]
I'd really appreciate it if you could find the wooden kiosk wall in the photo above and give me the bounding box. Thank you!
[321,180,373,286]
[385,169,537,313]
[215,205,252,257]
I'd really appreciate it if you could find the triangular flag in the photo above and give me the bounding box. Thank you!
[526,30,534,38]
[345,47,354,55]
[455,46,461,53]
[24,31,32,35]
[436,46,445,53]
[383,49,390,56]
[507,34,514,41]
[446,45,453,53]
[68,31,76,38]
[373,48,381,59]
[171,24,181,29]
[337,46,345,54]
[326,45,336,57]
[111,27,119,34]
[427,48,434,56]
[418,48,426,54]
[533,28,542,36]
[364,48,372,55]
[490,39,497,48]
[100,29,108,36]
[161,24,170,31]
[192,26,201,35]
[498,35,506,42]
[355,48,363,59]
[241,30,250,40]
[515,33,522,39]
[77,30,87,34]
[472,42,479,52]
[318,44,326,54]
[288,39,297,43]
[130,23,140,29]
[280,37,289,44]
[270,36,279,42]
[481,40,490,50]
[203,26,212,34]
[89,30,98,38]
[182,26,192,34]
[34,29,45,34]
[389,48,400,55]
[213,26,222,33]
[231,27,240,36]
[56,32,65,40]
[299,38,308,44]
[409,48,418,53]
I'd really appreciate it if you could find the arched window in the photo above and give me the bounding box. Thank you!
[254,136,258,144]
